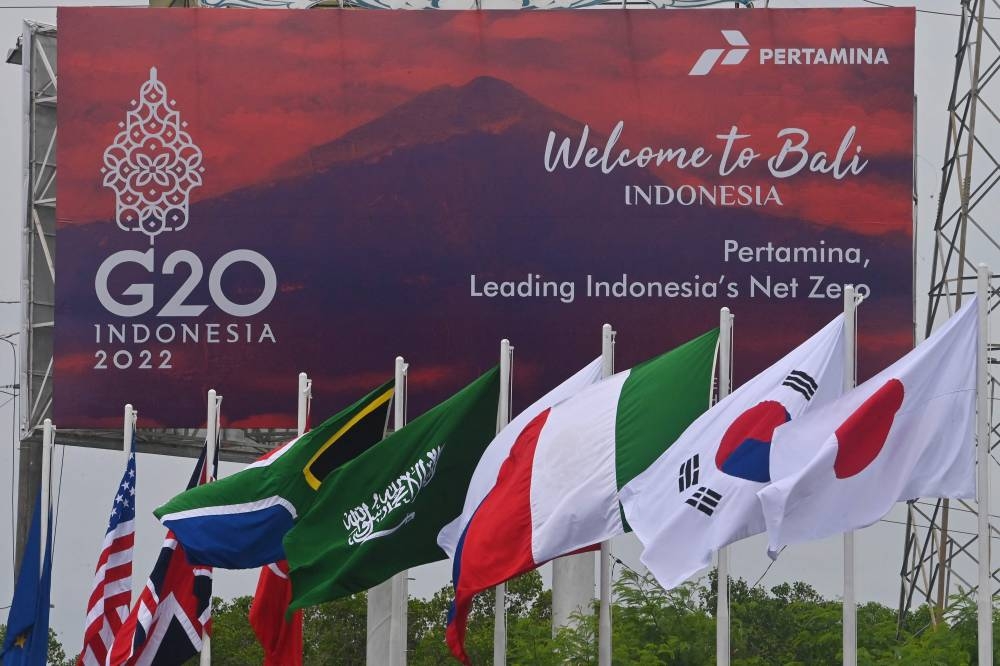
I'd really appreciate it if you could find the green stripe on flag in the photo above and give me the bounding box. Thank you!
[615,328,719,490]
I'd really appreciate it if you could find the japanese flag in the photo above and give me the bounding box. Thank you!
[758,298,978,551]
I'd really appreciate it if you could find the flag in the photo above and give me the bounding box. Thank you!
[249,561,302,666]
[618,315,845,590]
[247,443,303,666]
[284,367,500,610]
[436,357,604,559]
[758,299,978,551]
[446,330,718,664]
[0,489,52,666]
[107,446,215,666]
[155,380,393,568]
[79,435,138,666]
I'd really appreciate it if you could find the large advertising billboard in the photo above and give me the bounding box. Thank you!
[57,7,915,427]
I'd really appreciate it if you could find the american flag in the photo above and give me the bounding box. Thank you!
[78,435,137,666]
[106,444,215,666]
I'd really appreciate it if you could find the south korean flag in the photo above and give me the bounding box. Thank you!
[619,315,846,590]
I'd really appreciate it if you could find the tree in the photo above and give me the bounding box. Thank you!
[76,569,1000,664]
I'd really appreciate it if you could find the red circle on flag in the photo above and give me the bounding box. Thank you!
[715,400,790,482]
[834,378,905,479]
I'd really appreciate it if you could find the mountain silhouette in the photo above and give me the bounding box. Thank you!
[286,76,588,175]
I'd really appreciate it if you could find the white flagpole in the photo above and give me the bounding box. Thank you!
[297,372,312,438]
[716,307,733,666]
[201,389,220,666]
[494,339,513,666]
[40,417,54,571]
[368,358,407,666]
[977,264,992,666]
[599,323,615,666]
[124,404,136,453]
[843,286,858,666]
[389,357,409,666]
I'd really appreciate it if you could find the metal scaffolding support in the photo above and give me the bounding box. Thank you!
[897,0,1000,630]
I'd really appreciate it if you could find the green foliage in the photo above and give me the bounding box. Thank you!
[408,570,558,666]
[544,569,993,666]
[207,596,265,665]
[21,569,1000,665]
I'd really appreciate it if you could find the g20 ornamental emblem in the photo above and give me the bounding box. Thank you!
[101,67,204,244]
[92,67,277,373]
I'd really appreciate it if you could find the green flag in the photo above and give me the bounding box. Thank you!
[285,366,500,609]
[155,380,394,568]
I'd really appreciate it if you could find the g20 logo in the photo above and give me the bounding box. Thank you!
[92,67,278,371]
[95,248,277,318]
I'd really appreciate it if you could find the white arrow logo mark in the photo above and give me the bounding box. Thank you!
[689,30,750,76]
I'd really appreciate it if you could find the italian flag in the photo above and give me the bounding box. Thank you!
[447,328,718,664]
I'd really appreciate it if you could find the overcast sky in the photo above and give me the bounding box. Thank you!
[0,0,992,657]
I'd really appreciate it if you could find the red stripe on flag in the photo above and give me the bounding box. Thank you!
[447,408,551,665]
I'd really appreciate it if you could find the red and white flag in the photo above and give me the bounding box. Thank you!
[107,445,215,666]
[758,298,978,551]
[79,437,137,666]
[619,314,845,590]
[436,357,604,558]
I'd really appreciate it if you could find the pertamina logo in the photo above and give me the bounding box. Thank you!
[689,29,889,76]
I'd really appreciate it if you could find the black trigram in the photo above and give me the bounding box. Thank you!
[782,370,818,401]
[678,454,700,492]
[685,486,723,516]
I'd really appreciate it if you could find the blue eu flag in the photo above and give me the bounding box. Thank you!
[1,489,52,666]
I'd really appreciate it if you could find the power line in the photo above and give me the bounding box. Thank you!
[860,0,1000,20]
[1,335,16,573]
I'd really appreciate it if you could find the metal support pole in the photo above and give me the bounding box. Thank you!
[389,357,409,666]
[201,389,220,666]
[297,372,311,438]
[843,287,858,666]
[368,357,408,665]
[977,264,992,666]
[599,324,615,666]
[716,308,733,666]
[40,418,53,571]
[15,432,41,575]
[553,326,615,636]
[494,339,512,666]
[124,404,135,451]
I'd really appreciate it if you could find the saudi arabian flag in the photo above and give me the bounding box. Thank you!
[155,380,394,568]
[285,367,500,609]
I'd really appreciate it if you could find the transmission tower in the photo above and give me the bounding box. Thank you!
[898,0,1000,629]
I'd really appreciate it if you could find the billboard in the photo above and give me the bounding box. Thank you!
[56,7,915,428]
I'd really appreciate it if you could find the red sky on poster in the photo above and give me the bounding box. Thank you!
[56,8,914,428]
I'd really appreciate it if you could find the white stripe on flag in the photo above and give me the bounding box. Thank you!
[159,495,297,522]
[530,371,628,563]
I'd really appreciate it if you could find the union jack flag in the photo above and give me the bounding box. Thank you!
[78,435,137,666]
[106,444,215,666]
